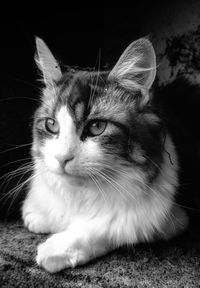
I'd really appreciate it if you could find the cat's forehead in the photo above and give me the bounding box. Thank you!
[59,71,106,99]
[40,70,138,127]
[56,71,107,123]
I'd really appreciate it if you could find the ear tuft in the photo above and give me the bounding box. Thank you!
[35,37,62,86]
[109,38,156,104]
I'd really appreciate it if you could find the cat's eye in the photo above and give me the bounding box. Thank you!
[87,120,107,136]
[45,118,59,134]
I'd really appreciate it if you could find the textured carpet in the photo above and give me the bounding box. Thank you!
[0,221,200,287]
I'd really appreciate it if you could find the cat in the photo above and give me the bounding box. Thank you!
[22,37,188,273]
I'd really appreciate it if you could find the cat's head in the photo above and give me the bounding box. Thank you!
[32,37,163,185]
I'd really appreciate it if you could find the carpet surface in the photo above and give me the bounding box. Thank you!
[0,221,200,287]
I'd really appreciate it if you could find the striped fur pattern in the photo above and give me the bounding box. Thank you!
[22,37,188,273]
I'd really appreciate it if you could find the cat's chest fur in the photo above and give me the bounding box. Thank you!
[24,135,182,244]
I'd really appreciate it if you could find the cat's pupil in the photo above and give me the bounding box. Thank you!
[93,122,100,129]
[88,120,107,136]
[45,118,59,134]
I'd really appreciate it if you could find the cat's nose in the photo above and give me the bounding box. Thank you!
[55,155,74,168]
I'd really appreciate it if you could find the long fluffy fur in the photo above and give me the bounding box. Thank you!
[22,37,188,273]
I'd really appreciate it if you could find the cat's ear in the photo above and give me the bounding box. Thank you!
[109,38,156,104]
[35,37,62,86]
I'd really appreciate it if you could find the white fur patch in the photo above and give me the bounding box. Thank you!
[41,106,102,178]
[41,106,77,174]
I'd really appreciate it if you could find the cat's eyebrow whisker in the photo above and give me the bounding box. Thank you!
[88,53,101,108]
[97,48,101,77]
[94,48,102,72]
[88,74,96,108]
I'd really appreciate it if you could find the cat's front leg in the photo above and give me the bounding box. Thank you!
[22,178,60,234]
[23,210,50,234]
[36,220,110,273]
[22,198,52,234]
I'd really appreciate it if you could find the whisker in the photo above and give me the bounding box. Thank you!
[144,155,162,171]
[0,171,29,204]
[96,164,192,231]
[0,157,33,169]
[87,169,107,204]
[0,143,32,155]
[88,50,101,108]
[5,171,36,213]
[0,91,54,111]
[1,166,40,214]
[0,162,34,182]
[0,163,34,196]
[0,96,41,104]
[92,167,136,202]
[95,162,200,214]
[88,75,95,108]
[14,77,41,90]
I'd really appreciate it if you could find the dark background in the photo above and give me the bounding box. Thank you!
[1,2,200,222]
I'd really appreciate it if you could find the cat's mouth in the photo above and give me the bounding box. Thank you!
[41,158,88,180]
[52,166,89,181]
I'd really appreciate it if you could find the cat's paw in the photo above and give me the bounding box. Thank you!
[23,212,50,234]
[36,234,88,273]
